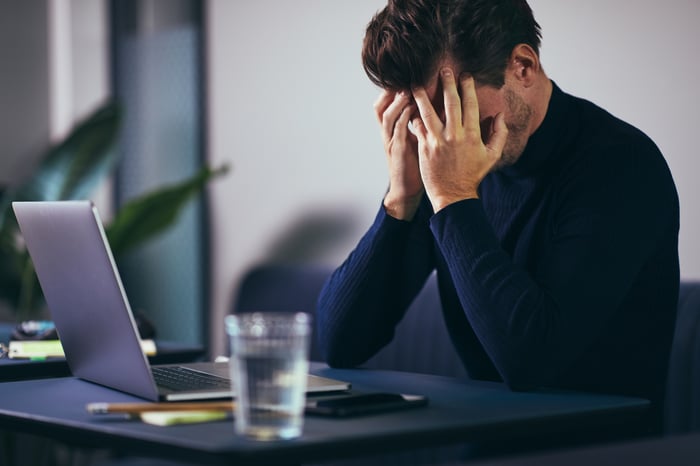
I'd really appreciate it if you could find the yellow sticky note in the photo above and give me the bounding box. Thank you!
[140,410,228,426]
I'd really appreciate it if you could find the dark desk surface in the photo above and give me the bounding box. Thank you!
[0,341,205,381]
[0,364,650,465]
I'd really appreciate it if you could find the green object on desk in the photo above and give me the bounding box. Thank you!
[8,340,64,359]
[7,339,157,359]
[140,410,229,426]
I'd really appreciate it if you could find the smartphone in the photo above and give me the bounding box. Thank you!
[305,392,428,417]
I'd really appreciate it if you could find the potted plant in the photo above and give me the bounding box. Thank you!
[0,100,227,322]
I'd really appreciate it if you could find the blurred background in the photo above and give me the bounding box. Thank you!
[1,0,698,358]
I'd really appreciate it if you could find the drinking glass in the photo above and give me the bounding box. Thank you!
[225,312,311,440]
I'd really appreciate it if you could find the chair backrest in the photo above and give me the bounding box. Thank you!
[664,280,700,434]
[361,272,468,379]
[232,263,467,379]
[234,264,331,362]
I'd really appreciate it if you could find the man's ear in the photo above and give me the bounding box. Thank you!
[508,44,540,88]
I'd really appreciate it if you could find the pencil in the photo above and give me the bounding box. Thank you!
[86,401,235,414]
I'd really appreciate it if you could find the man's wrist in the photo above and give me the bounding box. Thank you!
[431,191,479,213]
[383,191,423,221]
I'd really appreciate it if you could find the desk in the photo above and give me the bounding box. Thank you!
[0,365,650,465]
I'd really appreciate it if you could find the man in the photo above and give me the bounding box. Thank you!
[316,0,679,431]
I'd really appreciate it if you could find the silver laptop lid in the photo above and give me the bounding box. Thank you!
[13,200,159,400]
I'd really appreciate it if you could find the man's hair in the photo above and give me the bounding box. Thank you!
[362,0,542,90]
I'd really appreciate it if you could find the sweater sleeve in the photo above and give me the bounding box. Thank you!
[316,199,436,367]
[429,140,679,390]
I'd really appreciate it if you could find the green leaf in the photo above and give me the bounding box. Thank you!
[0,101,122,230]
[106,164,229,255]
[0,100,229,320]
[23,101,122,201]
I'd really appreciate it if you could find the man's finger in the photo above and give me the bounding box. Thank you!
[393,102,415,142]
[441,68,461,131]
[459,75,481,136]
[486,112,508,158]
[380,92,411,141]
[411,114,427,144]
[412,87,442,136]
[373,90,395,124]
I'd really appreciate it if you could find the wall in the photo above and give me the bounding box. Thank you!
[206,1,700,357]
[207,0,388,355]
[0,1,51,186]
[0,0,109,195]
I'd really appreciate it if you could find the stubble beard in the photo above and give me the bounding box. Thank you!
[493,88,533,170]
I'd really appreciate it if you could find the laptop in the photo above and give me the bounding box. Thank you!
[12,200,350,401]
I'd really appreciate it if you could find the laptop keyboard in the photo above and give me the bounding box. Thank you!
[152,366,231,392]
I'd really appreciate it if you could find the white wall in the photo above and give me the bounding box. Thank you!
[207,0,700,357]
[0,1,51,186]
[0,0,109,194]
[207,0,388,355]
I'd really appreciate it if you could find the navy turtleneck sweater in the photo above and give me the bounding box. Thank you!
[317,82,679,427]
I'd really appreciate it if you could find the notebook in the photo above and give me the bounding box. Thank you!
[12,200,350,401]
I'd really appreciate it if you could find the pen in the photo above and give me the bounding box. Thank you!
[87,401,235,415]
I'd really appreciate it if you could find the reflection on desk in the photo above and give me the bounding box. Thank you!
[0,364,650,465]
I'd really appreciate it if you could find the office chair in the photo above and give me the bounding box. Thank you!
[664,280,700,434]
[233,263,467,378]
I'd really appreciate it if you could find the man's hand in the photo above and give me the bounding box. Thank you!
[412,69,508,212]
[375,90,424,221]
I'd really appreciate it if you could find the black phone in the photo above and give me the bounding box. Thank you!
[305,392,428,417]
